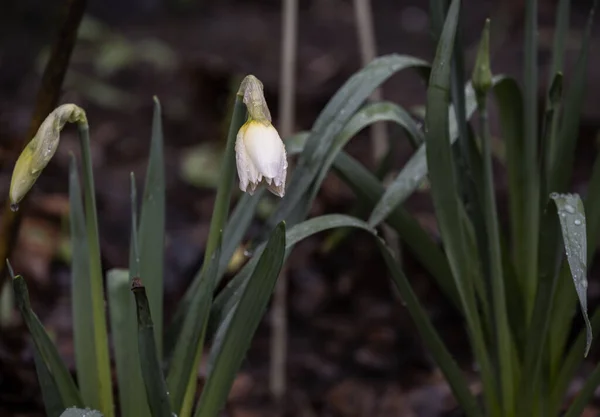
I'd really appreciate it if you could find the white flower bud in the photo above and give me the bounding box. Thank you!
[234,75,288,197]
[235,120,287,197]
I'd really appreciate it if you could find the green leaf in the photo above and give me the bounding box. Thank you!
[59,409,104,417]
[33,348,65,417]
[195,222,286,417]
[549,309,600,415]
[305,101,425,208]
[376,240,480,417]
[368,76,515,228]
[132,279,172,417]
[563,361,600,417]
[519,195,563,417]
[138,97,166,356]
[77,122,114,416]
[476,66,515,415]
[423,0,497,413]
[9,267,83,408]
[68,155,103,409]
[547,5,595,194]
[163,190,265,361]
[107,268,149,417]
[551,193,592,355]
[269,54,429,228]
[332,151,460,308]
[520,0,540,320]
[207,215,376,339]
[167,239,222,416]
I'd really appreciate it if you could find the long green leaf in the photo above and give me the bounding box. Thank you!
[563,361,600,417]
[423,0,497,413]
[107,268,149,417]
[132,279,172,417]
[33,348,65,417]
[549,308,600,414]
[206,215,376,338]
[552,193,592,355]
[376,240,480,417]
[520,0,540,321]
[547,5,596,194]
[167,240,222,416]
[477,80,515,416]
[195,222,286,417]
[177,91,248,417]
[332,151,460,308]
[268,54,428,228]
[544,0,570,171]
[68,154,102,408]
[304,101,424,207]
[77,122,114,416]
[519,196,562,417]
[138,97,166,356]
[9,269,83,408]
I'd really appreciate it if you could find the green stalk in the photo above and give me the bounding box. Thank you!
[178,95,247,417]
[77,121,114,416]
[521,0,540,321]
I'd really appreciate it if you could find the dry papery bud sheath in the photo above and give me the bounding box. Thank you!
[235,75,288,197]
[9,104,87,209]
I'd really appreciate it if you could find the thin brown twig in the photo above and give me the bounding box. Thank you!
[270,0,298,407]
[0,0,87,282]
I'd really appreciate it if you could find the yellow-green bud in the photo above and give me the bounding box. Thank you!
[235,75,287,197]
[9,104,87,209]
[472,19,492,102]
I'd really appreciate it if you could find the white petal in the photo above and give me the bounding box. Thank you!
[235,126,261,193]
[243,122,287,181]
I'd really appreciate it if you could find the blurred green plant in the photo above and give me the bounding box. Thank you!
[9,1,600,417]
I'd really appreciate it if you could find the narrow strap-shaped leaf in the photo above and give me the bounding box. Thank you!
[476,73,515,416]
[77,122,114,416]
[164,91,247,362]
[563,361,600,417]
[423,0,497,412]
[9,269,83,408]
[33,348,65,417]
[304,101,425,207]
[138,97,166,356]
[376,240,480,417]
[163,190,264,361]
[549,308,600,415]
[520,0,540,320]
[68,155,103,408]
[167,240,222,416]
[206,215,376,338]
[332,151,460,308]
[107,269,149,417]
[194,222,286,417]
[268,55,429,228]
[544,0,570,171]
[132,279,172,417]
[547,5,596,194]
[552,193,592,355]
[519,196,563,417]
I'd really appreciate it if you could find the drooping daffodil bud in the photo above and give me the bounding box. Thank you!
[235,75,287,197]
[10,104,87,209]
